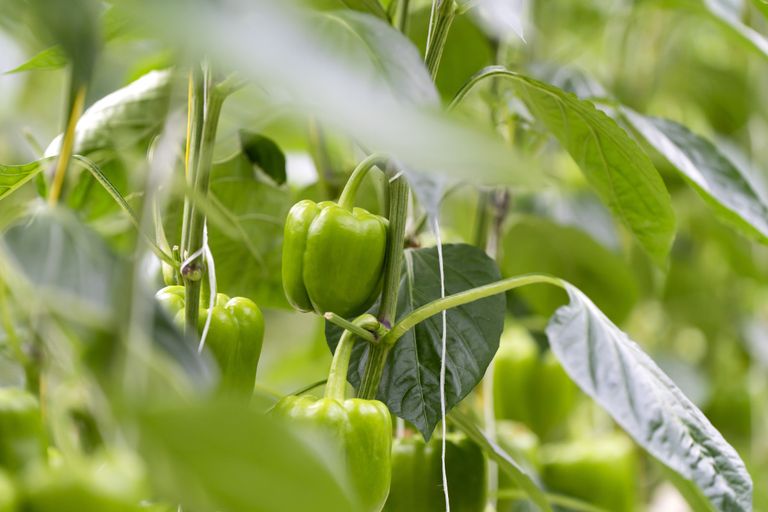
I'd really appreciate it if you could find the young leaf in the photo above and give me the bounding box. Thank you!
[546,283,753,512]
[623,110,768,245]
[239,130,287,185]
[508,70,676,266]
[326,244,506,439]
[4,46,68,74]
[0,160,47,201]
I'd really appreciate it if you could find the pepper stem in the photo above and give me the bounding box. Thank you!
[325,314,381,400]
[337,153,389,211]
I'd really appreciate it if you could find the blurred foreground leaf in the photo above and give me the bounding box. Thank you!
[137,399,358,512]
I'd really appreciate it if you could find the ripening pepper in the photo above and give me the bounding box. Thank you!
[493,325,577,439]
[0,387,45,473]
[383,432,487,512]
[22,450,147,512]
[155,286,264,396]
[282,199,388,318]
[540,434,638,512]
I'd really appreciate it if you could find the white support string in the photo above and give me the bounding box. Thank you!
[179,222,216,354]
[432,215,450,512]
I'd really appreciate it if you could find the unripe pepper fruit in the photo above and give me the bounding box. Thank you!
[282,156,388,318]
[383,431,487,512]
[155,285,264,396]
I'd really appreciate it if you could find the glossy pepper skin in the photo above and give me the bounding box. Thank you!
[156,286,264,396]
[493,326,577,439]
[282,200,388,318]
[383,432,486,512]
[541,434,637,512]
[272,395,392,512]
[0,387,45,473]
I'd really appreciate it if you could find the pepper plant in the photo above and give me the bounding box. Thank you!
[0,0,766,511]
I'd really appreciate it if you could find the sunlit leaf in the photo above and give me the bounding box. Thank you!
[0,160,47,201]
[624,109,768,245]
[546,283,753,512]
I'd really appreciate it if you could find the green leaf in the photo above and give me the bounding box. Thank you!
[702,0,768,60]
[500,216,638,323]
[318,10,439,106]
[4,45,68,74]
[506,70,676,266]
[623,110,768,245]
[0,206,119,326]
[190,153,291,308]
[546,283,753,512]
[137,400,358,512]
[450,406,552,512]
[339,0,388,19]
[327,244,506,439]
[0,160,47,201]
[239,130,287,185]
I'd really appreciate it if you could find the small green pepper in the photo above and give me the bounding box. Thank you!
[272,316,392,512]
[0,387,45,473]
[155,286,264,396]
[384,432,487,512]
[493,325,577,439]
[540,434,638,512]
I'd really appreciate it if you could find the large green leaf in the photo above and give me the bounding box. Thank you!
[504,70,676,266]
[624,110,768,245]
[0,160,46,201]
[327,244,506,439]
[500,216,638,323]
[546,283,753,512]
[138,400,358,512]
[205,153,292,308]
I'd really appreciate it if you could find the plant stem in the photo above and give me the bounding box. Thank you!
[424,0,456,80]
[180,70,205,254]
[326,315,381,400]
[183,68,228,332]
[473,188,491,249]
[337,153,388,210]
[357,343,391,400]
[376,175,409,328]
[385,274,564,345]
[324,312,377,343]
[48,84,87,205]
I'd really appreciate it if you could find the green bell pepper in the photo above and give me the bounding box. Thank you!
[272,316,392,512]
[540,434,638,512]
[0,387,45,473]
[282,156,388,318]
[22,450,147,512]
[493,325,577,439]
[155,286,264,396]
[383,432,487,512]
[282,200,387,318]
[0,469,17,512]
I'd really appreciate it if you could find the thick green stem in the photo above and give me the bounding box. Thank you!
[326,315,381,400]
[180,70,205,255]
[376,176,409,328]
[357,343,391,400]
[337,153,388,211]
[424,0,456,79]
[385,274,564,345]
[183,70,228,332]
